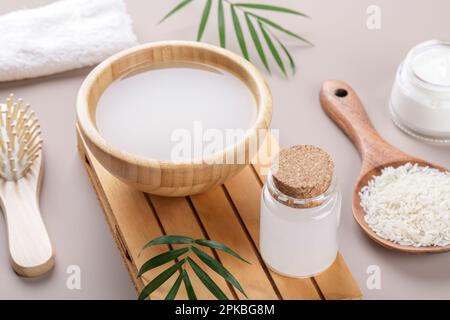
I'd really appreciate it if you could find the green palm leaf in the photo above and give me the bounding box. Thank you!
[218,0,226,47]
[195,239,249,263]
[197,0,213,41]
[192,247,247,297]
[159,0,195,24]
[141,235,193,254]
[159,0,312,78]
[259,22,286,76]
[274,35,296,74]
[165,273,183,300]
[230,5,249,60]
[187,257,228,300]
[138,259,186,300]
[245,13,269,72]
[235,3,309,18]
[182,269,197,300]
[250,13,313,45]
[137,247,190,277]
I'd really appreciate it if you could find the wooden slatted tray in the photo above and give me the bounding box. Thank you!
[77,127,362,300]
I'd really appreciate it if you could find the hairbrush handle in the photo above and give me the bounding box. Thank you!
[0,158,54,277]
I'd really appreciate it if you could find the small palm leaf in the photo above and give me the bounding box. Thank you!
[230,5,249,60]
[165,273,183,300]
[138,259,186,300]
[218,0,226,47]
[259,22,286,76]
[235,3,309,18]
[137,247,190,277]
[192,246,247,297]
[195,239,250,263]
[182,269,197,300]
[188,257,228,300]
[197,0,213,41]
[141,235,193,254]
[159,0,195,24]
[245,13,269,72]
[250,13,313,46]
[274,35,296,74]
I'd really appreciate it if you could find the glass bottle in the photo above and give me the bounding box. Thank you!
[259,145,341,278]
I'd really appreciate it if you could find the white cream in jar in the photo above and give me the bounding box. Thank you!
[390,40,450,143]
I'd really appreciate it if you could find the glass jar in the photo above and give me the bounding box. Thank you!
[259,147,341,278]
[390,40,450,144]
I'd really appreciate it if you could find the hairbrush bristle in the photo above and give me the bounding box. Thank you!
[0,94,42,181]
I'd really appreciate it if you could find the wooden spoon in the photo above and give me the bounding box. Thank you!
[320,80,450,254]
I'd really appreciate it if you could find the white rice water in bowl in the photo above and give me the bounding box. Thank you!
[359,163,450,247]
[96,65,257,161]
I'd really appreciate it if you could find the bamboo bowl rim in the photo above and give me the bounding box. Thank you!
[76,41,272,169]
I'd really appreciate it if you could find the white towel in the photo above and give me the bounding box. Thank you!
[0,0,138,82]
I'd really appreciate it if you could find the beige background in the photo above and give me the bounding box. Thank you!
[0,0,449,299]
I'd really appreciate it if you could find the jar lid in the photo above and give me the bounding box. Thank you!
[272,145,334,200]
[390,40,450,144]
[409,40,450,88]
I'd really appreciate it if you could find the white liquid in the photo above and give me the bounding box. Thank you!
[260,186,341,278]
[96,65,257,160]
[413,46,450,86]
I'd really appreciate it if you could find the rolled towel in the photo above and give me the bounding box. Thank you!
[0,0,138,82]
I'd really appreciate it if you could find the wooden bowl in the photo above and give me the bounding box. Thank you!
[77,41,272,196]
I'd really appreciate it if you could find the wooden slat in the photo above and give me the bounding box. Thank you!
[78,131,186,299]
[224,166,322,300]
[149,195,235,299]
[190,187,280,300]
[78,142,143,292]
[314,254,362,300]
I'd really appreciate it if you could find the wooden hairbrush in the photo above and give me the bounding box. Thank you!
[0,94,54,277]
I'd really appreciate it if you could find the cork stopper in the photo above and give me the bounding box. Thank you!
[272,145,334,203]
